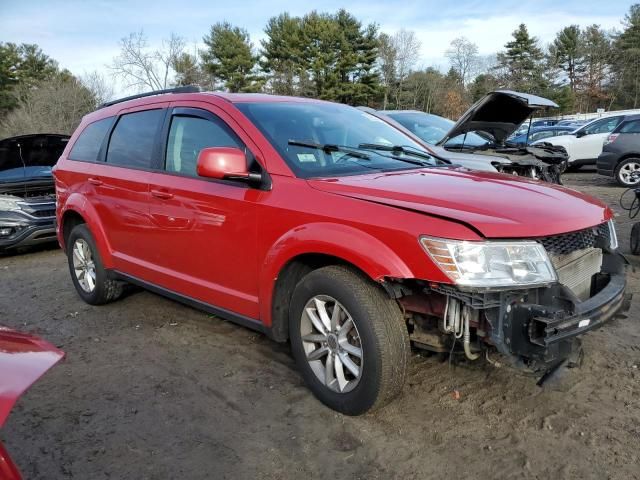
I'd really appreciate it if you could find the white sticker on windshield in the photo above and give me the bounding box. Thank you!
[297,153,317,163]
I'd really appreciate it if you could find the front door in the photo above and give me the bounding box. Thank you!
[145,106,261,319]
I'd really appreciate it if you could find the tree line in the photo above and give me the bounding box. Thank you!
[1,4,639,138]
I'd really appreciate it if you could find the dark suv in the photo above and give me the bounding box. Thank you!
[597,114,640,186]
[54,87,629,415]
[0,134,68,251]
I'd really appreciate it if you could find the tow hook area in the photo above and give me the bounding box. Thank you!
[536,338,584,387]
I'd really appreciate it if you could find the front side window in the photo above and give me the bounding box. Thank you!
[620,120,640,134]
[236,102,440,178]
[69,117,113,162]
[165,115,242,177]
[106,109,164,169]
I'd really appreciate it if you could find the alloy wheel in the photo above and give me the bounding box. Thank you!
[72,238,96,293]
[619,161,640,185]
[300,295,363,393]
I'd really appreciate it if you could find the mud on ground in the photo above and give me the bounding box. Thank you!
[1,171,639,480]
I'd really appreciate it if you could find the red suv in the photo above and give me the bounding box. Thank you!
[54,87,629,415]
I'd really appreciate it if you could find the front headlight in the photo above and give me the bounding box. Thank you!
[420,236,557,288]
[0,196,22,211]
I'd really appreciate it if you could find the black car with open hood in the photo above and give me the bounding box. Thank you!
[0,133,68,251]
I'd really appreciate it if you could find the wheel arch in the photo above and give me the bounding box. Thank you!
[59,194,114,268]
[261,223,414,342]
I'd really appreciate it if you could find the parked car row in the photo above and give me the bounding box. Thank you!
[597,114,640,187]
[47,86,629,415]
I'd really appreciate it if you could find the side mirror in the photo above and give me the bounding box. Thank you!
[196,147,261,182]
[575,130,587,138]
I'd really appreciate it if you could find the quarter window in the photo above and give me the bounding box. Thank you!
[165,115,242,177]
[106,109,164,169]
[68,117,113,162]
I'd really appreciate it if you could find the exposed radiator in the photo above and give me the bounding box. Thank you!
[550,247,603,301]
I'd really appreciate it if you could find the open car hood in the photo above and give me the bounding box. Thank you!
[0,327,64,428]
[0,134,69,183]
[438,90,559,145]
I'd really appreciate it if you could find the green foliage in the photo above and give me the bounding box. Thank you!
[0,42,58,116]
[612,4,640,108]
[260,9,379,104]
[496,24,547,93]
[202,22,262,92]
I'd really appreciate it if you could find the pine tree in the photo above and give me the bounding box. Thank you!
[549,25,584,92]
[201,22,261,93]
[496,24,547,93]
[613,4,640,108]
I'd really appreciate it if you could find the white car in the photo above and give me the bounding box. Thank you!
[533,115,626,168]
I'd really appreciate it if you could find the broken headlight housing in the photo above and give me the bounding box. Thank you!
[420,237,557,288]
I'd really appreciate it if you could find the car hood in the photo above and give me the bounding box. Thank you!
[438,90,559,145]
[0,134,69,183]
[307,168,609,238]
[0,327,64,427]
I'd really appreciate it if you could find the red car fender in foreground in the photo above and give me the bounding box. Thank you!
[0,327,64,480]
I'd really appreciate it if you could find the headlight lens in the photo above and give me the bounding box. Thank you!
[0,196,22,211]
[420,237,557,288]
[608,219,618,250]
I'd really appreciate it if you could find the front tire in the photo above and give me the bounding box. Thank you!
[67,224,123,305]
[615,158,640,187]
[289,266,409,415]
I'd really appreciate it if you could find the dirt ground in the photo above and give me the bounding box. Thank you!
[1,170,639,480]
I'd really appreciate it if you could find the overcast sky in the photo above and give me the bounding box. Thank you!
[0,0,633,93]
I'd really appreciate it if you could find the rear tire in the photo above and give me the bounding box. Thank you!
[67,224,123,305]
[289,265,409,415]
[615,158,640,187]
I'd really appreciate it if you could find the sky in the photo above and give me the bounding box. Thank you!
[0,0,634,95]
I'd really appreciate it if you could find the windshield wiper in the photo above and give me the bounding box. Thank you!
[357,143,433,166]
[288,140,370,159]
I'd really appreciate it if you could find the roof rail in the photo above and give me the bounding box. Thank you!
[98,85,202,109]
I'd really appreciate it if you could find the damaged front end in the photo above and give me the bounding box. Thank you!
[439,90,568,185]
[393,222,630,374]
[481,143,568,184]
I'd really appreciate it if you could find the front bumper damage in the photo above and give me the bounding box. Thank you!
[491,252,629,369]
[400,251,630,373]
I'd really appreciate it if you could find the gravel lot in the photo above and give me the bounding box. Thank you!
[1,170,639,480]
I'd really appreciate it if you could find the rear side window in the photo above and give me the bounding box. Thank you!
[68,118,113,162]
[106,109,164,169]
[620,120,640,134]
[165,115,242,177]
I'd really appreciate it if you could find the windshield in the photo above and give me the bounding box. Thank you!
[0,135,67,183]
[385,112,489,148]
[235,102,439,178]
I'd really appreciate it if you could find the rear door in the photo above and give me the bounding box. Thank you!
[145,103,261,318]
[92,105,167,272]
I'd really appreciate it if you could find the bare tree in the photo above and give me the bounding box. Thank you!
[393,30,421,108]
[0,74,97,137]
[110,31,186,91]
[81,71,115,105]
[445,37,479,87]
[377,33,397,109]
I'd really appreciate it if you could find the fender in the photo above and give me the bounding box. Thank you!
[259,222,415,327]
[59,193,115,269]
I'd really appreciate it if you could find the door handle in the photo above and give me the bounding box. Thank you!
[88,177,103,186]
[151,189,174,200]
